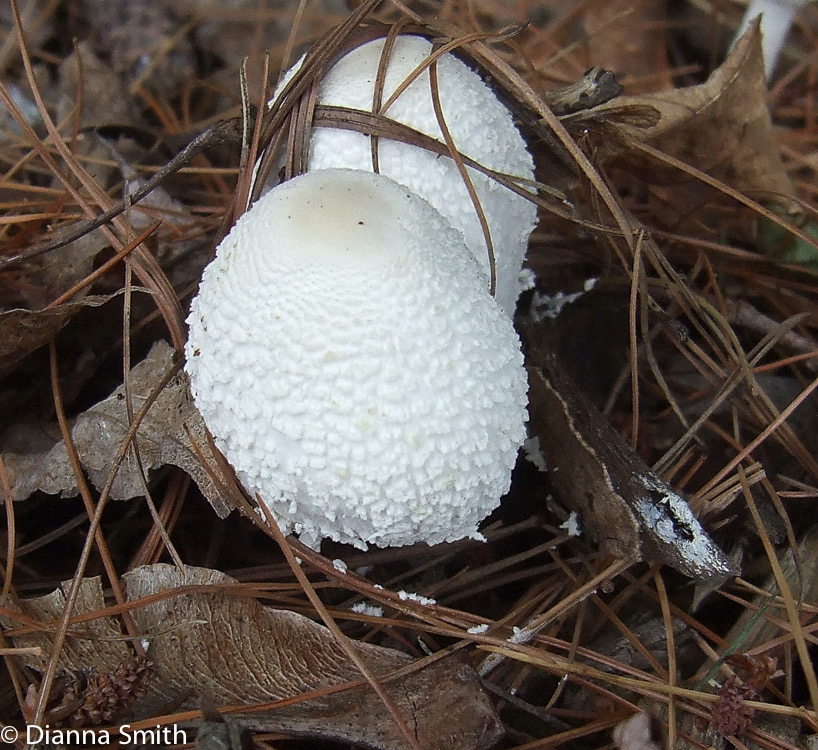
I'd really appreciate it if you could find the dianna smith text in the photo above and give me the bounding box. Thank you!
[25,724,188,745]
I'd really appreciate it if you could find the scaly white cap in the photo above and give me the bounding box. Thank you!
[186,169,528,549]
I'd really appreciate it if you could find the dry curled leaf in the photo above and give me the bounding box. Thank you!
[2,340,233,516]
[2,581,151,727]
[570,22,795,203]
[58,42,139,128]
[1,565,503,750]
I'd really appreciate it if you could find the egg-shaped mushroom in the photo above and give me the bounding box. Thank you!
[186,168,528,550]
[271,35,538,317]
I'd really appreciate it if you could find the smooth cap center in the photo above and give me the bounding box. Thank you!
[275,171,410,264]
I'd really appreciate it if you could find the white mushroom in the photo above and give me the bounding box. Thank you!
[270,35,538,317]
[186,168,528,550]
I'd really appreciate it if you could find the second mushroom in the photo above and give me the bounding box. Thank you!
[267,34,539,317]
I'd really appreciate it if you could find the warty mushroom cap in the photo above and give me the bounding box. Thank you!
[185,168,528,550]
[271,34,538,317]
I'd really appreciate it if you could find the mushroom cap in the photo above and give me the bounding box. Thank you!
[277,35,538,316]
[186,169,528,549]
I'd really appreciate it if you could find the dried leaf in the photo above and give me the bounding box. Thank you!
[0,295,113,381]
[1,565,503,750]
[2,340,233,517]
[526,357,737,579]
[0,576,131,674]
[572,23,795,202]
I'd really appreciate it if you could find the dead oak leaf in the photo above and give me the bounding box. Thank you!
[568,22,795,203]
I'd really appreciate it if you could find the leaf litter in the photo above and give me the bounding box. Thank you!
[1,1,817,749]
[2,340,232,516]
[571,21,796,204]
[1,564,503,750]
